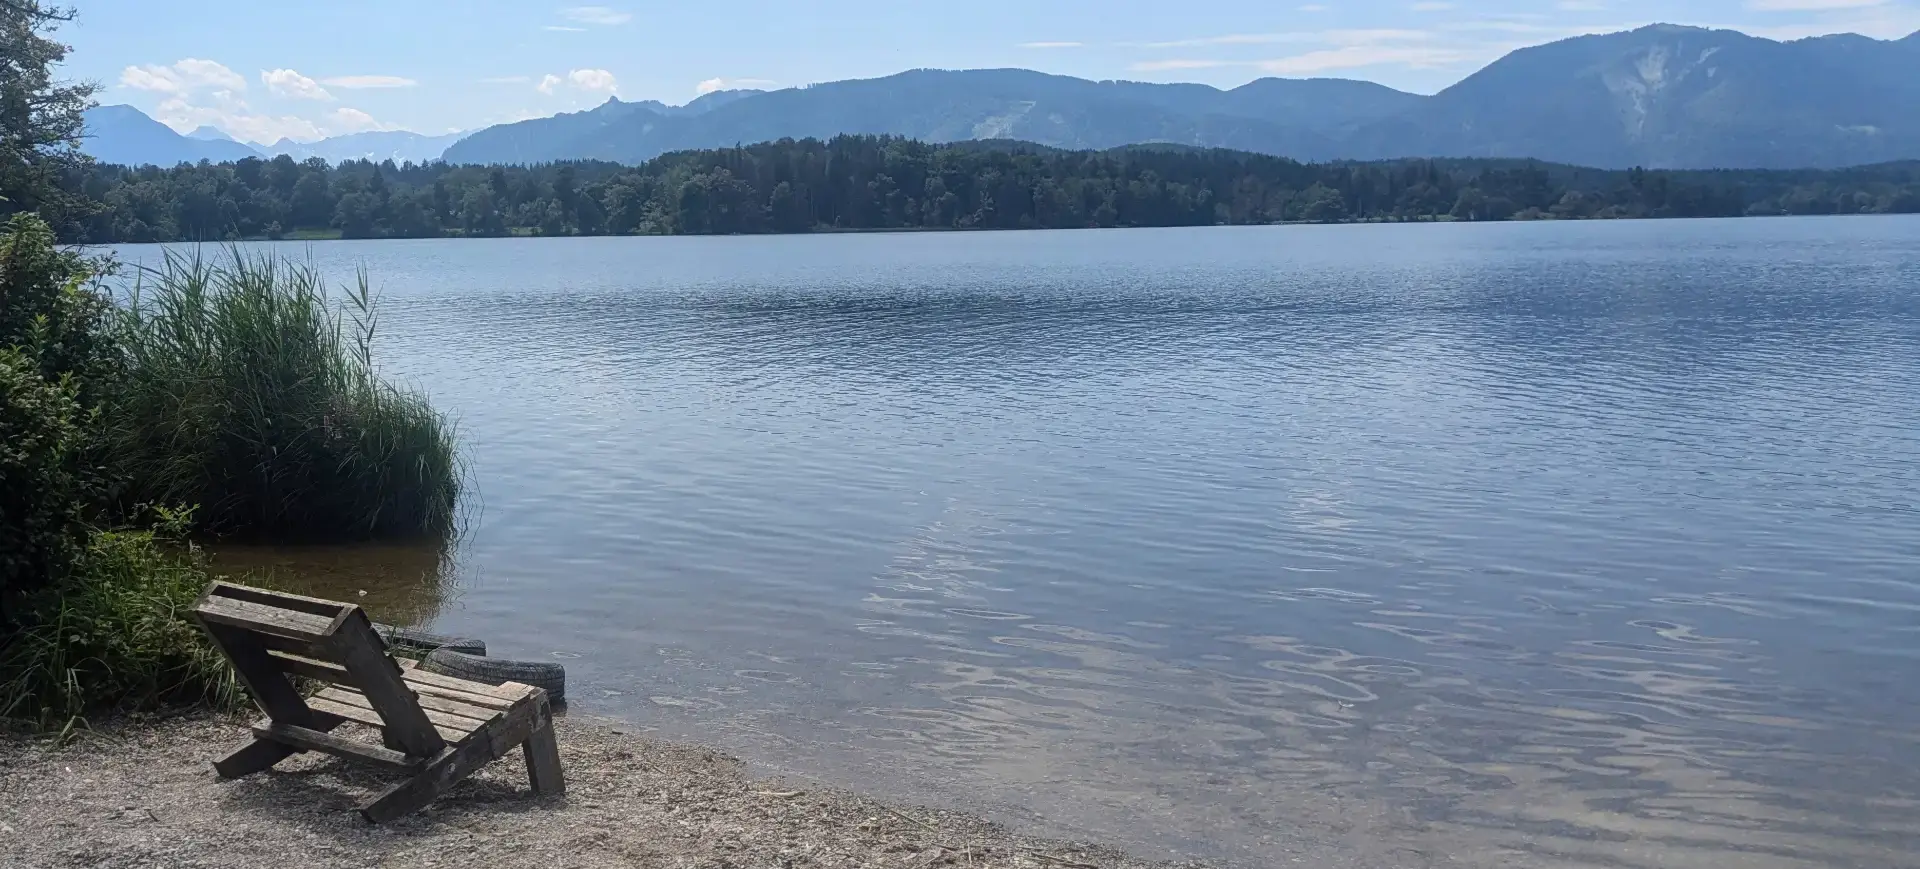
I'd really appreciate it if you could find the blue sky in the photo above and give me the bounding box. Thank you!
[58,0,1920,144]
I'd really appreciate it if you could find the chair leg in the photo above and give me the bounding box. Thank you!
[214,712,345,778]
[523,718,565,796]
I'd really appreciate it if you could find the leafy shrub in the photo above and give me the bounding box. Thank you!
[0,348,85,614]
[0,513,240,730]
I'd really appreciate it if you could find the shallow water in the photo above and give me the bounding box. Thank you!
[116,218,1920,867]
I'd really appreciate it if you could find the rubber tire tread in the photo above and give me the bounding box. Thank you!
[421,648,566,702]
[373,623,487,657]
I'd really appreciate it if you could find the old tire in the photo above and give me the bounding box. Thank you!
[373,623,487,658]
[422,648,566,702]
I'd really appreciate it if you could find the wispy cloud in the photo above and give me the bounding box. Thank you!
[567,68,618,93]
[119,58,246,95]
[560,5,631,25]
[1018,41,1084,49]
[326,107,391,134]
[696,77,777,95]
[543,25,587,32]
[321,75,417,89]
[261,68,333,101]
[538,69,620,95]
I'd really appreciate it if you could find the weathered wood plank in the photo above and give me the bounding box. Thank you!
[199,622,316,727]
[306,695,472,743]
[397,660,536,703]
[404,677,521,712]
[521,698,564,796]
[214,711,345,778]
[329,609,446,758]
[359,699,543,823]
[266,651,354,685]
[205,581,350,619]
[196,596,334,642]
[312,687,493,735]
[246,631,327,658]
[253,723,423,770]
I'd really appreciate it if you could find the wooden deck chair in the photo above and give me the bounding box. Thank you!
[191,581,564,822]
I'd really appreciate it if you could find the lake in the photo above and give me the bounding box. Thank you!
[111,218,1920,868]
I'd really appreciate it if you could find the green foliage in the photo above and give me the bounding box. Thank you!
[107,249,462,541]
[1,214,120,401]
[54,137,1920,244]
[0,347,85,613]
[0,512,241,730]
[0,1,98,234]
[0,214,117,618]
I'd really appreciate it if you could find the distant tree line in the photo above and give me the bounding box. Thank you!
[50,136,1920,243]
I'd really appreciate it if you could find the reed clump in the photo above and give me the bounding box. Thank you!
[108,249,462,541]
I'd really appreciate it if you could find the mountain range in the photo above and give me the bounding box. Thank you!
[84,24,1920,171]
[81,107,469,166]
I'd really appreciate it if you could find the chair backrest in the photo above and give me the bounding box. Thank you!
[193,581,447,758]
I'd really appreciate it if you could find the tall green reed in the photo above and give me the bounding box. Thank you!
[107,248,462,541]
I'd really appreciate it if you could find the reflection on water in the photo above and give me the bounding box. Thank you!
[111,218,1920,867]
[206,541,458,627]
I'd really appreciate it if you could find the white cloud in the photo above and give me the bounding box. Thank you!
[694,77,777,95]
[536,74,563,94]
[326,107,390,134]
[261,68,333,101]
[1018,41,1083,49]
[152,97,325,145]
[118,58,246,95]
[560,5,631,25]
[567,68,618,93]
[321,75,418,89]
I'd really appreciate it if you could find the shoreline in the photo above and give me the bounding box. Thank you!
[86,209,1908,247]
[0,712,1202,869]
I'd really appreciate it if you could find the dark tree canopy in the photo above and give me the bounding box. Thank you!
[0,1,96,231]
[55,136,1920,244]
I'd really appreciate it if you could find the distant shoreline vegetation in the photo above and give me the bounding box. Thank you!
[59,136,1920,244]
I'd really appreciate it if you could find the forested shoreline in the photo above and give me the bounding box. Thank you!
[50,136,1920,244]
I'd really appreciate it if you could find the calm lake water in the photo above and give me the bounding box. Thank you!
[112,218,1920,868]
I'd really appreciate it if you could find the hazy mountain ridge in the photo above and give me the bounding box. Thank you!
[441,25,1920,170]
[86,24,1920,171]
[261,130,470,165]
[81,105,262,165]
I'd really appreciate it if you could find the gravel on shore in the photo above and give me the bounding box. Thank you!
[0,712,1204,869]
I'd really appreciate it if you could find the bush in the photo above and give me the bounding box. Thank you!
[0,514,240,730]
[0,214,119,403]
[107,248,462,541]
[0,348,86,613]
